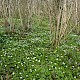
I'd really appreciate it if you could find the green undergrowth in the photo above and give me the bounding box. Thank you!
[0,25,80,80]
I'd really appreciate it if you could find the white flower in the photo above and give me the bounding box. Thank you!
[32,65,34,67]
[20,77,22,79]
[17,66,19,68]
[36,74,39,76]
[55,67,57,69]
[74,76,76,78]
[62,62,65,65]
[33,53,34,55]
[58,67,60,70]
[41,55,42,56]
[5,65,7,67]
[72,66,74,68]
[26,75,28,77]
[1,63,2,65]
[61,56,63,58]
[19,72,22,74]
[51,61,52,64]
[63,50,66,53]
[66,66,68,68]
[30,69,32,72]
[27,57,30,60]
[56,54,59,57]
[49,68,51,70]
[33,78,35,80]
[36,59,38,61]
[35,69,36,71]
[78,67,79,69]
[33,57,36,59]
[18,62,20,63]
[32,61,34,62]
[56,58,58,61]
[38,60,40,62]
[54,63,57,65]
[51,66,53,68]
[23,62,25,64]
[63,72,65,73]
[12,72,15,75]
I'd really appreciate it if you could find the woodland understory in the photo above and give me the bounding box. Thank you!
[0,0,80,80]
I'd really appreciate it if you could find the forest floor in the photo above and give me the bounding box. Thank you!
[0,23,80,80]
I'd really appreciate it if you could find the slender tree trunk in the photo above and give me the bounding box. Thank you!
[60,0,67,40]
